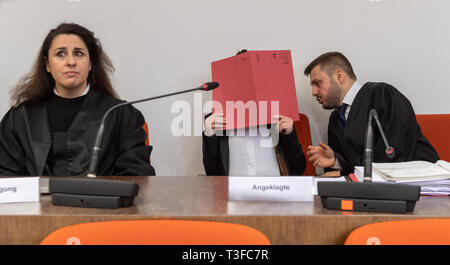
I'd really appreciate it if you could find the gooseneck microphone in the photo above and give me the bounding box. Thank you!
[317,108,420,214]
[48,82,219,209]
[363,109,395,182]
[87,82,219,178]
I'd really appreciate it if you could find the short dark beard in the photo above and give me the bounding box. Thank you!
[322,79,341,109]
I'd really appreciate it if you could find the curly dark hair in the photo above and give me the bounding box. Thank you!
[10,23,119,106]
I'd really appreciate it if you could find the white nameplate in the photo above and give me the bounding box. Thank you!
[0,177,40,204]
[228,176,313,202]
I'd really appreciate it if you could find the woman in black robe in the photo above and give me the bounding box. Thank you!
[0,23,156,176]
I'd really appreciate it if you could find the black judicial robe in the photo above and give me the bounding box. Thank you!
[328,82,439,176]
[0,89,156,176]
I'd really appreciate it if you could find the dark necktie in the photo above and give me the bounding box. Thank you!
[338,103,348,122]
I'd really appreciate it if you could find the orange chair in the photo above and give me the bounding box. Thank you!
[142,122,150,146]
[40,220,271,245]
[345,219,450,245]
[416,114,450,161]
[293,113,316,176]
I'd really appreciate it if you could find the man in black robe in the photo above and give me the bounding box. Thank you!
[304,51,439,175]
[0,88,156,176]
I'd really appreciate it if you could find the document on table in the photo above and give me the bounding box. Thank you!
[354,161,450,196]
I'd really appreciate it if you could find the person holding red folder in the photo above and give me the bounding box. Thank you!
[202,50,306,176]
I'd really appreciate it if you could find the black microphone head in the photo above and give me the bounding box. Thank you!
[201,82,219,91]
[385,146,395,159]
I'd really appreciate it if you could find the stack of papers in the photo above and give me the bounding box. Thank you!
[354,160,450,196]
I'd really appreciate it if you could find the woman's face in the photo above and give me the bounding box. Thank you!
[46,34,91,95]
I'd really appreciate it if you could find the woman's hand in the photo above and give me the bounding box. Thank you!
[274,115,294,135]
[204,113,228,136]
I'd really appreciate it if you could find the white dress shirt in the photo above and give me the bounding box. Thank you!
[340,81,362,120]
[228,126,280,176]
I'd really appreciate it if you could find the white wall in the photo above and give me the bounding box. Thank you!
[1,0,449,176]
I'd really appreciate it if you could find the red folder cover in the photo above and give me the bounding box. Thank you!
[211,50,299,129]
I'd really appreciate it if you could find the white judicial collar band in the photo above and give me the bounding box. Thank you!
[228,176,313,202]
[0,177,40,204]
[53,84,90,97]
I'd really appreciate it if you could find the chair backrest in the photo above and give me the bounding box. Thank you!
[142,122,150,146]
[40,220,271,245]
[345,219,450,245]
[416,114,450,161]
[293,113,315,176]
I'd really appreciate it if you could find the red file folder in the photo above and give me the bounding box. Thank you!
[211,50,299,129]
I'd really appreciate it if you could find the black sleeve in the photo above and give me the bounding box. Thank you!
[201,113,226,176]
[375,85,439,164]
[0,108,28,176]
[326,119,353,175]
[202,132,226,176]
[278,127,306,175]
[333,153,352,176]
[112,105,156,176]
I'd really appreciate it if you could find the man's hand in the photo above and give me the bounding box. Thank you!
[204,113,228,136]
[307,142,336,168]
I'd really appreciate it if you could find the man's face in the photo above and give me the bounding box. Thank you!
[309,65,341,109]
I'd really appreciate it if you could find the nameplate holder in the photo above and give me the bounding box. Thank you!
[0,177,40,204]
[228,176,313,202]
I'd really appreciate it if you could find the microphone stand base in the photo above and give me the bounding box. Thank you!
[318,181,420,214]
[51,193,134,209]
[48,177,139,209]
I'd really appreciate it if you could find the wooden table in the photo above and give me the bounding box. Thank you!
[0,175,449,245]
